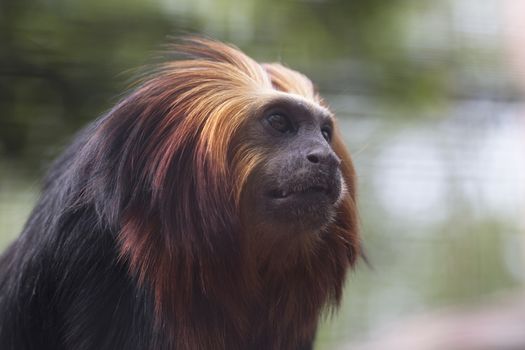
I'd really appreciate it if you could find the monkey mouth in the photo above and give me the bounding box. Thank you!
[268,184,332,200]
[262,177,343,228]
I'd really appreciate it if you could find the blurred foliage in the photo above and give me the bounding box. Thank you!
[0,0,175,165]
[0,0,465,170]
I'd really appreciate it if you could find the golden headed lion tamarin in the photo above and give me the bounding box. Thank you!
[0,38,360,350]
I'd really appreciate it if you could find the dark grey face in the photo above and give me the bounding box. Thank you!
[247,96,345,233]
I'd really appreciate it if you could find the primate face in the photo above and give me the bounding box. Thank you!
[242,95,345,234]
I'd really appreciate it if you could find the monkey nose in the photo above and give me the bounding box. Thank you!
[306,147,341,167]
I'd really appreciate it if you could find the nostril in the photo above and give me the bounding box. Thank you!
[307,154,320,164]
[307,148,340,166]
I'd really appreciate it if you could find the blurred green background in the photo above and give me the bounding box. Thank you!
[1,0,524,348]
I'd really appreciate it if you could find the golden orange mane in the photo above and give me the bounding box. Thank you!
[98,37,361,348]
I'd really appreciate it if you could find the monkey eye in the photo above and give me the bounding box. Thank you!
[266,113,294,133]
[321,125,332,142]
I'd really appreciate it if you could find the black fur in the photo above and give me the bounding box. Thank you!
[0,119,163,350]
